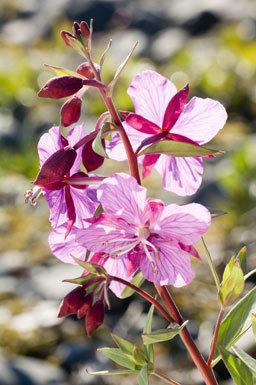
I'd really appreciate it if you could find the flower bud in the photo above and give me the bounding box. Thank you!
[77,292,93,319]
[38,76,83,99]
[76,62,96,79]
[72,21,81,36]
[58,286,85,318]
[82,138,104,172]
[61,95,82,127]
[33,147,77,186]
[61,31,76,47]
[80,21,90,41]
[86,299,105,337]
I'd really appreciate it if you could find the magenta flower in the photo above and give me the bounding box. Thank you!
[75,173,211,287]
[107,71,227,196]
[36,124,98,237]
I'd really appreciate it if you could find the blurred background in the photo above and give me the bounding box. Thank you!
[0,0,256,384]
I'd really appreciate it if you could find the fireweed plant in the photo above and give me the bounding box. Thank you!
[25,20,256,385]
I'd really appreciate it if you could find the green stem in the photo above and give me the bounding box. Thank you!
[201,236,221,290]
[152,370,181,385]
[207,308,224,365]
[155,285,218,385]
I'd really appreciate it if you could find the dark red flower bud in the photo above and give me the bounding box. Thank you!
[82,138,104,172]
[38,76,83,99]
[76,62,96,79]
[80,21,90,41]
[58,286,85,318]
[77,292,93,319]
[61,31,76,47]
[60,95,82,127]
[33,147,77,186]
[86,299,105,337]
[73,21,81,36]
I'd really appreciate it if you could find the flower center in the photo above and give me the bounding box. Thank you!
[138,226,151,240]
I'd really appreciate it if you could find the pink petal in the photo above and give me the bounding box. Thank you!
[155,202,211,245]
[128,71,177,126]
[162,85,189,132]
[97,173,147,226]
[125,113,161,135]
[179,243,201,260]
[142,154,160,178]
[38,126,62,166]
[44,189,66,228]
[65,185,76,238]
[144,199,165,227]
[139,241,194,287]
[66,123,85,174]
[155,155,204,196]
[49,225,87,263]
[172,96,227,145]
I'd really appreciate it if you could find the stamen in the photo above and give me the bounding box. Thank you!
[141,240,158,275]
[113,239,140,256]
[24,186,42,206]
[143,240,161,260]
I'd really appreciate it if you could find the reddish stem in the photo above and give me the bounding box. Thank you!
[207,308,224,366]
[73,129,99,151]
[155,285,218,385]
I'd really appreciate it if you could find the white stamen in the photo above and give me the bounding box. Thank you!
[141,240,158,275]
[24,186,42,206]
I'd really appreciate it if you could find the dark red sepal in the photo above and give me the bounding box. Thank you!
[61,95,82,127]
[60,31,76,47]
[38,76,83,99]
[76,62,95,79]
[162,84,189,132]
[77,292,93,319]
[57,286,85,318]
[80,21,90,41]
[33,147,77,186]
[86,299,105,337]
[82,138,104,172]
[65,185,76,239]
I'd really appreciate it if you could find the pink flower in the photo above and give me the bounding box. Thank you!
[107,71,227,196]
[75,173,211,287]
[36,125,98,237]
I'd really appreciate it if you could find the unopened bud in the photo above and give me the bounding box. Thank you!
[33,147,77,186]
[76,62,98,79]
[73,21,81,36]
[82,138,104,172]
[61,95,82,127]
[58,286,85,318]
[80,21,90,41]
[77,292,93,319]
[61,31,76,47]
[38,76,83,99]
[86,299,105,337]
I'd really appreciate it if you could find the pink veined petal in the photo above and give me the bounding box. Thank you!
[97,173,147,226]
[142,154,161,179]
[125,113,161,135]
[162,84,189,132]
[128,70,177,126]
[38,126,62,166]
[144,199,165,228]
[49,224,87,263]
[44,188,66,228]
[70,187,98,228]
[171,96,228,145]
[155,155,204,196]
[139,241,194,287]
[66,123,85,174]
[155,202,211,245]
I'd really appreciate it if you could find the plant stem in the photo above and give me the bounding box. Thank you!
[152,370,181,385]
[155,285,218,385]
[109,275,175,323]
[207,308,224,366]
[244,268,256,281]
[201,236,221,290]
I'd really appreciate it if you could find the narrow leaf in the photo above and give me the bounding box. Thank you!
[72,257,107,276]
[133,347,146,366]
[214,287,256,359]
[88,369,137,376]
[100,39,112,71]
[111,334,134,356]
[142,321,188,344]
[232,345,256,375]
[121,272,145,299]
[138,140,223,157]
[235,247,247,275]
[218,345,254,385]
[92,125,110,158]
[137,365,148,385]
[143,304,154,364]
[63,273,96,285]
[44,64,85,78]
[108,42,138,95]
[206,207,228,218]
[222,256,235,283]
[252,314,256,341]
[97,348,137,370]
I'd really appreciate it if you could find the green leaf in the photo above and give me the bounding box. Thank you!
[100,39,112,71]
[121,272,145,299]
[108,42,138,95]
[214,287,256,359]
[218,261,244,307]
[111,334,134,356]
[142,320,188,344]
[44,64,84,78]
[252,314,256,341]
[88,369,137,376]
[133,347,146,366]
[137,365,148,385]
[143,304,154,363]
[207,207,228,218]
[235,247,247,275]
[232,345,256,375]
[138,140,223,157]
[97,348,137,370]
[92,123,115,158]
[72,257,107,276]
[63,273,97,285]
[218,345,254,385]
